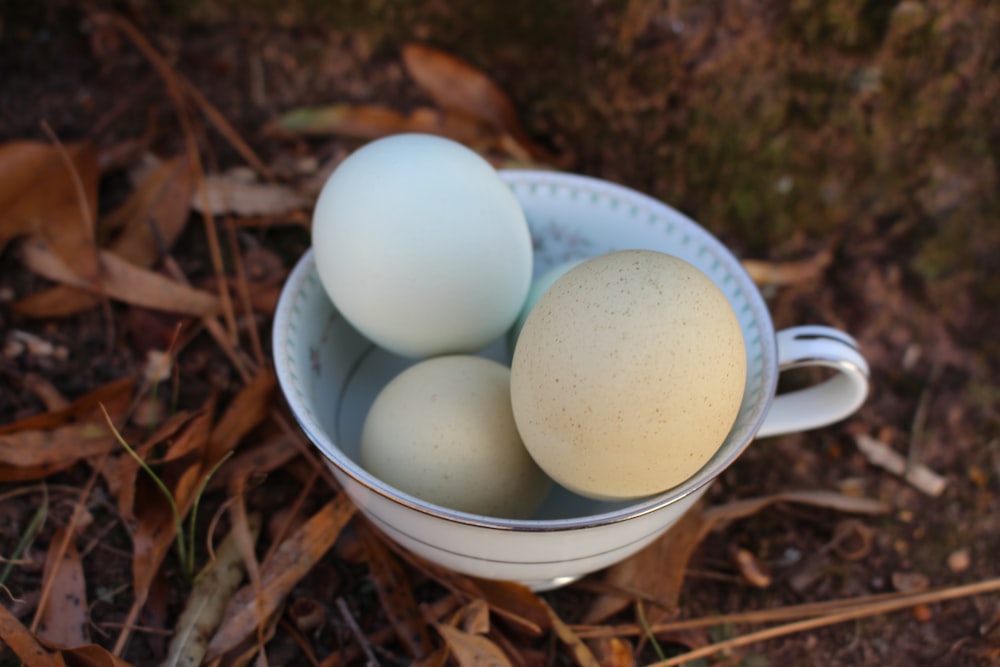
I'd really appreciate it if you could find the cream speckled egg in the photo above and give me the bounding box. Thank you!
[510,250,746,500]
[360,356,551,518]
[311,134,533,358]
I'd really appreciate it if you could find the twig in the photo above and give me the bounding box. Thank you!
[96,11,241,349]
[336,597,381,667]
[225,214,266,366]
[278,618,322,667]
[854,433,947,496]
[650,577,1000,666]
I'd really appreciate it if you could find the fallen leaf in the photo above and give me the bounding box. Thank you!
[36,526,89,648]
[401,44,539,157]
[360,522,435,659]
[268,103,496,151]
[130,408,214,610]
[741,248,833,286]
[52,644,137,667]
[105,155,195,266]
[204,493,356,660]
[0,377,134,481]
[0,140,101,283]
[18,157,196,318]
[267,103,412,139]
[192,174,309,218]
[160,514,262,667]
[206,370,275,466]
[470,578,550,636]
[585,501,708,625]
[0,597,64,667]
[448,598,491,635]
[0,376,134,434]
[701,489,890,529]
[588,637,636,667]
[544,600,601,667]
[436,623,513,667]
[19,237,220,316]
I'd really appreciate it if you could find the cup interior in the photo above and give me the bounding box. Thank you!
[273,171,779,527]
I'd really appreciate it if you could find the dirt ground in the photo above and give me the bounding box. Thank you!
[1,1,999,665]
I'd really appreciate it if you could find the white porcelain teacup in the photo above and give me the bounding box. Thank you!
[272,171,870,591]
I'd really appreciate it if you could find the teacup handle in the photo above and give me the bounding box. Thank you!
[756,326,870,439]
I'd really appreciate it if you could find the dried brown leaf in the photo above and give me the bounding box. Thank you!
[436,623,513,667]
[701,489,890,529]
[19,237,220,316]
[741,247,833,286]
[192,175,309,218]
[470,578,550,636]
[160,514,261,667]
[204,493,356,660]
[36,526,89,648]
[0,377,134,481]
[0,376,135,435]
[588,637,636,667]
[206,370,275,466]
[52,644,137,667]
[585,500,708,625]
[449,598,491,635]
[268,103,411,139]
[360,522,435,659]
[106,155,195,266]
[544,601,601,667]
[131,409,214,607]
[0,592,64,667]
[0,140,100,283]
[401,44,527,144]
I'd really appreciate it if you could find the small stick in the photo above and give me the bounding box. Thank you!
[335,597,381,667]
[651,577,1000,666]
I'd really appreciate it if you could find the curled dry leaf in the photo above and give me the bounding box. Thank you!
[0,603,63,667]
[471,578,550,637]
[160,513,262,667]
[206,369,275,466]
[741,247,833,287]
[0,376,134,482]
[544,600,602,667]
[204,493,356,661]
[584,500,707,625]
[0,140,101,284]
[19,237,220,317]
[436,623,514,667]
[192,174,310,218]
[360,522,435,659]
[268,103,497,153]
[401,43,544,159]
[36,525,89,648]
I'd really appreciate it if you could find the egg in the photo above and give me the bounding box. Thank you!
[311,133,533,358]
[360,355,551,519]
[510,250,746,500]
[510,258,585,348]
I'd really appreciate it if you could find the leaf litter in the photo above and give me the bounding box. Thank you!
[1,5,999,667]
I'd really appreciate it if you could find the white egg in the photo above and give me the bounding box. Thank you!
[360,356,551,519]
[311,134,533,358]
